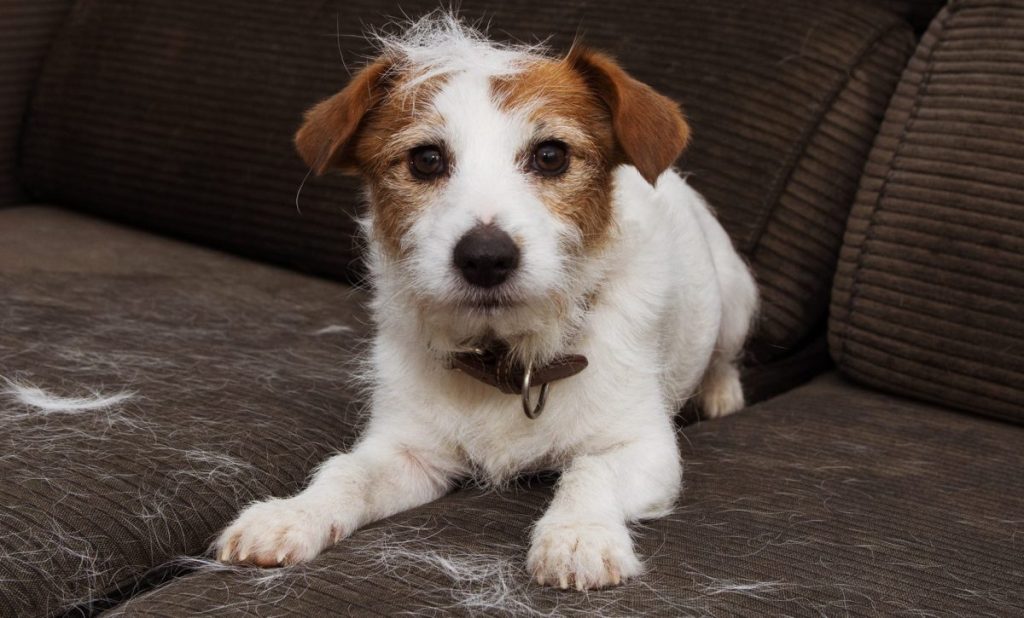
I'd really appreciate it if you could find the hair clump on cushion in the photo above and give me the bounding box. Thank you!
[2,378,134,415]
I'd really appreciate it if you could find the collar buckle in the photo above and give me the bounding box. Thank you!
[520,360,549,419]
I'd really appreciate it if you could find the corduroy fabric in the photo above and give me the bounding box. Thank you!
[0,0,73,204]
[830,0,1024,423]
[745,24,913,357]
[19,0,914,360]
[0,206,370,617]
[105,373,1024,616]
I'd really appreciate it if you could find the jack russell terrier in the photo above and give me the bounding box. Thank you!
[217,13,758,591]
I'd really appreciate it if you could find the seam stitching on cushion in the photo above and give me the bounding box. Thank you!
[838,2,960,367]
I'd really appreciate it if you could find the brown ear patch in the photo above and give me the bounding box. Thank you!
[567,47,689,185]
[349,76,450,257]
[294,57,393,175]
[492,60,618,251]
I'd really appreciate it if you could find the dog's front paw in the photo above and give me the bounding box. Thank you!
[527,521,642,590]
[216,497,344,567]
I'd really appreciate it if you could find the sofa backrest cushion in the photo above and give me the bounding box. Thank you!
[0,0,73,205]
[830,0,1024,423]
[19,0,913,360]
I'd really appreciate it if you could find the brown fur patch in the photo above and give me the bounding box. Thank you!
[355,74,453,256]
[566,47,690,185]
[296,58,450,256]
[294,58,394,174]
[492,60,618,251]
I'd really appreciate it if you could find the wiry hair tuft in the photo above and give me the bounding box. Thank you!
[368,9,550,91]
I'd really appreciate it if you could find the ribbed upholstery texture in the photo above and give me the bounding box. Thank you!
[0,0,73,204]
[106,373,1024,617]
[19,0,914,361]
[830,0,1024,423]
[0,206,370,616]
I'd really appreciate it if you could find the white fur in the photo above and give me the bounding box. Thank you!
[370,12,547,92]
[218,16,757,590]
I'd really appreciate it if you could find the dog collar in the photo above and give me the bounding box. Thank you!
[448,342,588,419]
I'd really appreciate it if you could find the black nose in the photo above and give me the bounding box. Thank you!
[453,224,520,288]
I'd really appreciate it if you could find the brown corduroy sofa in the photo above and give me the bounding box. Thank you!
[1,1,1022,616]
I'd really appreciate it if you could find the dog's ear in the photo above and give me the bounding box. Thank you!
[567,47,689,185]
[295,57,393,174]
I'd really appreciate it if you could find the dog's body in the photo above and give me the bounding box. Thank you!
[217,15,757,590]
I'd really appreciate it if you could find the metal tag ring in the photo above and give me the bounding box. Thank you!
[521,360,549,419]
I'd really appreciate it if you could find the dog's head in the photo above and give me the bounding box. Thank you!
[296,16,688,359]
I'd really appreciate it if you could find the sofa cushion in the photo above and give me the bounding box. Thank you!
[103,373,1024,616]
[830,0,1024,423]
[0,0,72,204]
[0,206,369,616]
[19,0,913,361]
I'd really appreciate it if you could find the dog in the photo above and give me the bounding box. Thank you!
[216,13,758,590]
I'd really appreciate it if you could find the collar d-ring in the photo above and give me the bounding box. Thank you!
[521,360,550,419]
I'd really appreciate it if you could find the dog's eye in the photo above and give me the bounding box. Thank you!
[409,146,446,180]
[531,141,569,176]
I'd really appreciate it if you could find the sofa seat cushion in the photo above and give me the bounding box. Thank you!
[0,206,369,616]
[106,373,1023,616]
[20,0,914,362]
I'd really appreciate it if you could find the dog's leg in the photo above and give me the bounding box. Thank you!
[699,290,754,417]
[527,414,681,590]
[698,234,758,419]
[216,427,462,567]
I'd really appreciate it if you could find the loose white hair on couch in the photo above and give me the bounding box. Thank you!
[3,379,133,414]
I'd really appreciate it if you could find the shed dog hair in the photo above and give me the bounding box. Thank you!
[217,13,758,590]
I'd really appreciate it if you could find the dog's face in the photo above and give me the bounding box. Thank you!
[296,31,688,356]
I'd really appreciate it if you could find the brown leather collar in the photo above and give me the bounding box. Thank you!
[449,342,588,396]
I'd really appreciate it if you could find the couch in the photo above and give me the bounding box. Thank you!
[1,0,1021,615]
